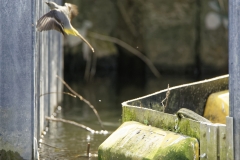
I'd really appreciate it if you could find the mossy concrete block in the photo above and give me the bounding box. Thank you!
[122,106,201,140]
[98,121,199,160]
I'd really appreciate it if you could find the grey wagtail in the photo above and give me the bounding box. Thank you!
[36,2,94,52]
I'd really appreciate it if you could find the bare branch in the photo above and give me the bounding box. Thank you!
[56,75,104,129]
[39,92,76,98]
[89,32,161,78]
[45,116,95,133]
[40,142,66,150]
[161,84,170,112]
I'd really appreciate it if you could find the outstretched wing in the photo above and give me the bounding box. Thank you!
[65,3,78,21]
[36,10,65,35]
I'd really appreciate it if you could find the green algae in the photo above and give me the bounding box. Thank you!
[122,106,200,140]
[153,137,199,160]
[98,121,199,160]
[0,150,23,160]
[122,106,137,122]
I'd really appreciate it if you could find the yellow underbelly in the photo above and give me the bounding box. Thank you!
[64,28,78,36]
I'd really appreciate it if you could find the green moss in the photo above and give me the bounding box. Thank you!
[122,106,137,122]
[153,138,199,160]
[98,147,132,160]
[0,150,23,160]
[143,119,149,125]
[151,103,164,112]
[123,106,201,140]
[98,121,199,160]
[177,119,200,139]
[155,150,191,160]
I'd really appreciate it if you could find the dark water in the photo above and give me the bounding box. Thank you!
[39,74,213,159]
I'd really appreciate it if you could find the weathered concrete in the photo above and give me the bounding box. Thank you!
[0,0,63,159]
[121,76,231,159]
[99,121,199,160]
[123,75,228,116]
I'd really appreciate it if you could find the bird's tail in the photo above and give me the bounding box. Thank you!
[76,32,94,53]
[70,28,94,53]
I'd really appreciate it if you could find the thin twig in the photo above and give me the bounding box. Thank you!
[161,84,170,113]
[40,142,66,150]
[45,116,95,133]
[87,143,90,158]
[39,92,76,98]
[56,75,104,129]
[89,32,161,78]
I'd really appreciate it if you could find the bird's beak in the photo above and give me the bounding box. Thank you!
[45,2,49,4]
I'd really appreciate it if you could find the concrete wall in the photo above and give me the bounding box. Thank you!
[0,0,63,159]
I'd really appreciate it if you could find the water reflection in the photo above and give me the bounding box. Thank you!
[39,74,210,159]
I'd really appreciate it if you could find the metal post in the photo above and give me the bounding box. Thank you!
[229,0,240,159]
[0,0,62,159]
[0,0,35,159]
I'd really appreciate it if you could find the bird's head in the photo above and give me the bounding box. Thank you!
[45,2,59,10]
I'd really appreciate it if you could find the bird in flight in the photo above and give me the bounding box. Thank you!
[36,1,94,52]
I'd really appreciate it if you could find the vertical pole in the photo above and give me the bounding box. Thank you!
[0,0,34,159]
[0,0,63,159]
[229,0,240,159]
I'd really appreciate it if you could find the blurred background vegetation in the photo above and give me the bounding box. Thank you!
[63,0,228,82]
